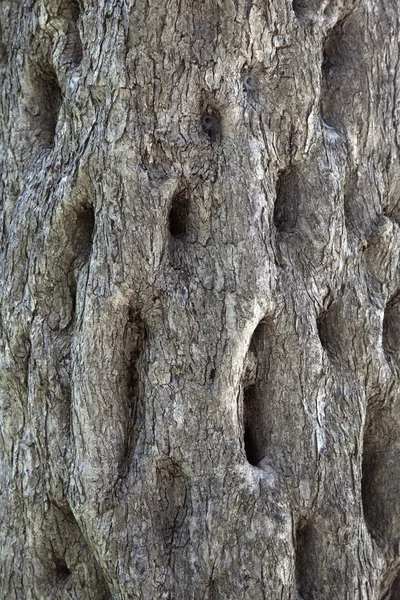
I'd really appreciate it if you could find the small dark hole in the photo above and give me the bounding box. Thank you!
[273,169,298,233]
[243,384,263,466]
[73,204,95,263]
[316,304,337,360]
[243,74,256,92]
[293,0,307,17]
[201,114,220,138]
[169,191,189,237]
[118,314,146,481]
[70,0,81,18]
[54,557,71,582]
[316,313,327,349]
[243,319,270,466]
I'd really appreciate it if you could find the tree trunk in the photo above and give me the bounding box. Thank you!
[1,0,400,598]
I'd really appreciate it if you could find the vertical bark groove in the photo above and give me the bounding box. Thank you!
[169,189,191,238]
[242,319,272,467]
[316,297,339,361]
[26,67,62,150]
[295,515,316,600]
[117,311,146,483]
[273,169,298,234]
[321,11,363,134]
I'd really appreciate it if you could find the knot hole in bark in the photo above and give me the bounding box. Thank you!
[243,319,270,466]
[292,0,308,18]
[292,0,323,20]
[45,503,112,598]
[54,556,71,583]
[117,310,147,481]
[242,73,257,93]
[169,190,190,238]
[201,113,221,140]
[321,14,361,135]
[72,203,95,265]
[25,65,62,149]
[273,169,298,233]
[361,394,400,547]
[316,295,338,360]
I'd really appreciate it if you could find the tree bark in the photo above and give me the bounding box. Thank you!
[1,0,400,598]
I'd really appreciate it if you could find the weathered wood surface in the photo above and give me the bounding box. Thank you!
[1,0,400,598]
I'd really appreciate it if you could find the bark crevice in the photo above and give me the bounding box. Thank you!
[117,310,147,483]
[295,515,316,600]
[242,319,271,467]
[273,169,298,234]
[25,66,62,150]
[169,189,191,239]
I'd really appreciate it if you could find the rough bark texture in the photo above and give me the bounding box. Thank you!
[1,0,400,598]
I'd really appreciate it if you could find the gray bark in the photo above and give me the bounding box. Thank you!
[1,0,400,598]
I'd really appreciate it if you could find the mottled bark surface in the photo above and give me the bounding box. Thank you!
[1,0,400,598]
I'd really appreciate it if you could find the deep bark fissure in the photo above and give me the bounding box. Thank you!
[320,14,358,134]
[28,67,62,150]
[243,384,261,466]
[169,190,191,238]
[64,203,95,332]
[155,458,191,552]
[53,556,71,583]
[273,169,298,234]
[242,320,270,467]
[295,516,316,600]
[316,297,339,361]
[117,311,147,483]
[71,204,95,271]
[292,0,307,19]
